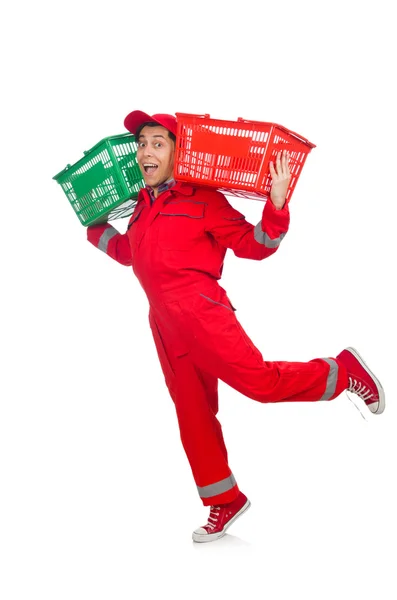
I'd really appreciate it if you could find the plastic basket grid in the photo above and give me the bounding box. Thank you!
[174,114,316,202]
[53,134,144,226]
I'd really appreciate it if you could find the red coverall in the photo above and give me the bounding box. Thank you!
[87,182,348,506]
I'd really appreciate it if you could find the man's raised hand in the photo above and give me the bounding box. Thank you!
[269,150,291,210]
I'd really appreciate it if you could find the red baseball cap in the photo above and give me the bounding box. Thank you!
[124,110,177,137]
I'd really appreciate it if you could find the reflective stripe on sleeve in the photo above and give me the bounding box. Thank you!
[319,358,339,401]
[98,227,119,254]
[254,222,286,248]
[197,474,237,499]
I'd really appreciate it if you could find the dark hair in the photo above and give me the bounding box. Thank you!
[135,121,176,143]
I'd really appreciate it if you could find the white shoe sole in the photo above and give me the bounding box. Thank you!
[346,346,385,414]
[192,499,251,543]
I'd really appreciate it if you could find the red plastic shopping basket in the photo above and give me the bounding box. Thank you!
[174,113,316,203]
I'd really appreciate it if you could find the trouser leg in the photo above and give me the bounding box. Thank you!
[149,311,239,506]
[172,355,239,505]
[170,293,349,404]
[189,321,349,404]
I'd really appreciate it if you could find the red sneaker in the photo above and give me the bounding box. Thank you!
[336,347,385,414]
[192,492,251,543]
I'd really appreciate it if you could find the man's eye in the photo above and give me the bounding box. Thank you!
[155,143,162,148]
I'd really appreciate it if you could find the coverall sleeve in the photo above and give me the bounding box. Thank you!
[87,223,132,266]
[204,191,290,261]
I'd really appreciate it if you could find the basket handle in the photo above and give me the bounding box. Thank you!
[237,117,316,148]
[175,112,210,119]
[83,132,135,155]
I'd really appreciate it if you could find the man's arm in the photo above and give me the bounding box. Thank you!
[87,223,132,266]
[204,150,291,261]
[204,193,289,261]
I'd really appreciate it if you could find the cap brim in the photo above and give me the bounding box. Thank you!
[124,110,158,135]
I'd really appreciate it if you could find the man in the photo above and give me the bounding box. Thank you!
[87,110,385,543]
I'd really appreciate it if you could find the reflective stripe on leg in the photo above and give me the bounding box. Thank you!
[319,358,338,400]
[197,474,236,499]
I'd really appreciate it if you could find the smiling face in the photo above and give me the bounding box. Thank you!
[136,125,175,196]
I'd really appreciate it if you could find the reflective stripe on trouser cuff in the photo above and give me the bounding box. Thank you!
[320,358,339,400]
[98,227,119,253]
[254,222,286,248]
[197,474,237,499]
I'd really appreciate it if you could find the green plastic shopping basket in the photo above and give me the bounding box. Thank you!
[53,133,145,226]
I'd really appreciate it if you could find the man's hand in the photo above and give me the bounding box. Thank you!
[269,150,291,210]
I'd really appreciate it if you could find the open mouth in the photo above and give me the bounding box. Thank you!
[143,163,158,175]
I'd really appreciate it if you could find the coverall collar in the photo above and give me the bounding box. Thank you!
[146,178,176,203]
[140,181,195,207]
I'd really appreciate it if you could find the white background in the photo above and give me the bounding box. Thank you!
[1,1,396,598]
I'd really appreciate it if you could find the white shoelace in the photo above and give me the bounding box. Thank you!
[346,377,373,422]
[207,506,220,530]
[346,376,372,421]
[348,377,374,402]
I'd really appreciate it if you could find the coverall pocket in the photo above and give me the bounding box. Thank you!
[184,289,264,367]
[156,200,206,251]
[199,293,237,312]
[194,284,237,312]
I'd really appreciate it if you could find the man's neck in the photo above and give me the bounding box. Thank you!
[147,178,176,199]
